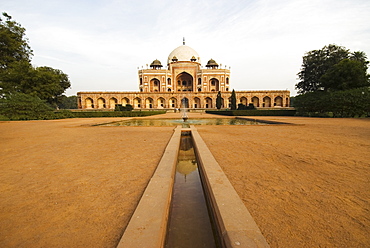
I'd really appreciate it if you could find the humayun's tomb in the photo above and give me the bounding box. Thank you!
[77,41,290,110]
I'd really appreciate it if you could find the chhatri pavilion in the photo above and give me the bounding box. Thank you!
[77,41,290,110]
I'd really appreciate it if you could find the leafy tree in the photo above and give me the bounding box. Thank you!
[1,13,34,97]
[30,66,71,107]
[320,59,369,91]
[293,91,330,115]
[0,60,33,95]
[295,44,370,117]
[216,91,222,109]
[230,89,237,110]
[350,51,369,67]
[1,63,70,107]
[0,12,33,70]
[296,44,350,93]
[0,92,53,120]
[58,95,77,109]
[289,96,296,107]
[0,13,71,110]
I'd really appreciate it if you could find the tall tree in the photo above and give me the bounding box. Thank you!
[295,44,369,117]
[31,66,71,107]
[320,59,369,91]
[0,12,33,70]
[350,51,369,71]
[230,89,237,110]
[0,60,33,95]
[58,95,78,109]
[296,44,350,93]
[216,91,222,109]
[0,13,71,109]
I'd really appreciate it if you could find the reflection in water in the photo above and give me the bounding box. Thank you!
[165,134,217,248]
[99,118,265,127]
[176,160,197,180]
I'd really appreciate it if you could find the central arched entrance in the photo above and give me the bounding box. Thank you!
[181,97,189,108]
[176,72,193,92]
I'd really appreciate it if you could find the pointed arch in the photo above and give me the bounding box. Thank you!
[85,98,94,109]
[263,96,271,107]
[181,97,189,108]
[157,97,165,108]
[176,72,193,92]
[150,78,160,92]
[209,78,220,92]
[274,96,283,107]
[240,97,247,105]
[133,97,141,108]
[97,97,106,109]
[205,97,213,108]
[251,96,259,107]
[169,97,177,108]
[145,97,154,108]
[194,97,201,108]
[122,97,129,106]
[109,97,117,109]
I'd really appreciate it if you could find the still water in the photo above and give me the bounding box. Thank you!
[99,118,266,127]
[165,133,218,248]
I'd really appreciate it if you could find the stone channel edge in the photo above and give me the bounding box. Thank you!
[116,125,270,248]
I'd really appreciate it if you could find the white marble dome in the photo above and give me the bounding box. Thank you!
[167,45,201,64]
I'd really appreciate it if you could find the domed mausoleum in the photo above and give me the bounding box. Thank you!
[138,43,230,94]
[77,42,290,110]
[167,45,201,64]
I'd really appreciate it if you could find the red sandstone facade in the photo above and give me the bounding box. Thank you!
[77,43,290,110]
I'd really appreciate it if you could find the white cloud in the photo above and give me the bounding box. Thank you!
[2,0,370,96]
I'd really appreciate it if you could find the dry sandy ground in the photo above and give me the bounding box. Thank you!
[0,114,369,247]
[197,116,370,248]
[0,117,174,248]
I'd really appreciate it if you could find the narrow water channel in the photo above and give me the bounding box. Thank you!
[165,132,218,248]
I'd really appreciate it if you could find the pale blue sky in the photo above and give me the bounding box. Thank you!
[3,0,370,96]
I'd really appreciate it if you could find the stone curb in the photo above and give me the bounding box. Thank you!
[116,126,182,248]
[117,125,270,247]
[191,126,270,248]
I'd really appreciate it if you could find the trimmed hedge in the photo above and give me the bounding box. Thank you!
[294,87,370,117]
[206,109,296,116]
[69,110,166,118]
[0,114,10,121]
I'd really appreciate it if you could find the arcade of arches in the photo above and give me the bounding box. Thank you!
[78,91,290,110]
[77,43,290,110]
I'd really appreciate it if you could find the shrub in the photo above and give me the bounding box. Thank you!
[206,109,296,116]
[294,87,370,117]
[237,103,256,110]
[115,104,133,111]
[54,109,75,119]
[0,93,54,120]
[71,110,166,118]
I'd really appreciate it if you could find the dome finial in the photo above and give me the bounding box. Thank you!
[183,37,185,45]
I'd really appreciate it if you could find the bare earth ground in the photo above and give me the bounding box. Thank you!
[0,114,369,247]
[0,117,174,248]
[196,116,370,248]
